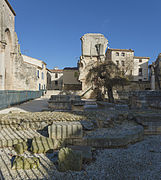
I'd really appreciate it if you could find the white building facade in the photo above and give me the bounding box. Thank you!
[22,55,47,90]
[47,67,63,90]
[106,49,149,82]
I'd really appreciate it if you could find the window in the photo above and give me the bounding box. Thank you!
[42,72,44,80]
[139,68,142,76]
[55,81,58,85]
[139,59,142,63]
[116,52,119,56]
[139,79,142,82]
[42,64,44,69]
[55,73,58,78]
[37,70,39,78]
[130,70,133,75]
[116,60,119,66]
[39,83,41,90]
[121,61,125,66]
[121,53,125,56]
[44,84,45,89]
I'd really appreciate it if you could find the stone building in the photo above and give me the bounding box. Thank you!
[47,67,63,90]
[22,55,47,90]
[78,33,108,93]
[149,53,161,90]
[78,33,151,98]
[63,67,81,90]
[133,56,149,82]
[106,49,149,82]
[0,0,46,91]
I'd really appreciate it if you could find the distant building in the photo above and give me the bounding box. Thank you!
[106,49,149,82]
[22,55,47,90]
[133,56,149,82]
[63,67,81,90]
[47,67,63,90]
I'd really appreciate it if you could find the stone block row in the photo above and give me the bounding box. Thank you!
[48,121,83,140]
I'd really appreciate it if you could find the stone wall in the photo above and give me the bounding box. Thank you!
[63,84,82,91]
[129,91,161,109]
[0,0,42,91]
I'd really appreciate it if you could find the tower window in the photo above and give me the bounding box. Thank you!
[121,61,125,66]
[37,70,39,78]
[116,52,119,56]
[55,73,58,78]
[139,68,142,76]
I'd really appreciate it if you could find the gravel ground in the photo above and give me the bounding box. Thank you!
[0,135,161,180]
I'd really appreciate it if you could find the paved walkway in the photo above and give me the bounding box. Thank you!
[0,98,49,114]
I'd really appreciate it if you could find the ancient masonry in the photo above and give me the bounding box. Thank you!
[0,0,45,91]
[78,33,108,93]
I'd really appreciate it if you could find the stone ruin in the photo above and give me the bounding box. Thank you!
[0,109,145,172]
[129,91,161,109]
[48,95,85,111]
[1,92,161,173]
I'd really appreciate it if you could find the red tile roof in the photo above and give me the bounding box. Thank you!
[48,69,63,73]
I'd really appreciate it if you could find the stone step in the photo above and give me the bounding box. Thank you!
[135,114,161,134]
[65,125,144,148]
[0,128,41,148]
[48,121,83,140]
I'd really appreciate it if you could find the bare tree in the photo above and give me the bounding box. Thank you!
[86,60,130,103]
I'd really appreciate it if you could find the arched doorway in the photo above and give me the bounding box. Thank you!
[4,29,13,90]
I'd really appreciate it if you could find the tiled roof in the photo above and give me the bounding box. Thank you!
[64,67,78,70]
[134,56,150,59]
[48,69,63,73]
[108,48,134,52]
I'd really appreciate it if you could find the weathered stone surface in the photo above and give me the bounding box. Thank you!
[48,95,84,111]
[12,156,40,170]
[115,104,129,111]
[66,125,144,148]
[81,120,94,131]
[68,145,92,162]
[58,147,82,172]
[13,142,28,154]
[85,125,144,148]
[30,136,62,154]
[134,112,161,135]
[48,121,83,139]
[129,91,161,109]
[0,128,41,148]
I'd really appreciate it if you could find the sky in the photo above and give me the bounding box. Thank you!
[9,0,161,69]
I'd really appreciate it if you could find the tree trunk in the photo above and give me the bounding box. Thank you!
[107,86,114,103]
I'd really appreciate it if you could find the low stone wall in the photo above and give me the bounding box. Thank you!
[129,91,161,109]
[0,90,43,110]
[63,84,82,91]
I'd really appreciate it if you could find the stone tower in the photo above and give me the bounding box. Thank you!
[78,33,108,93]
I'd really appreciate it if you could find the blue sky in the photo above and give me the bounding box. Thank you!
[10,0,161,69]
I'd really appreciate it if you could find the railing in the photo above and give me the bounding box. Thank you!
[0,90,44,110]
